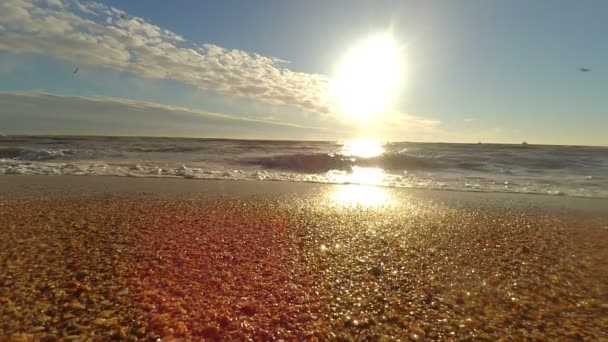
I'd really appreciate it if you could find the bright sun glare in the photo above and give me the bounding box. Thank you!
[333,33,404,121]
[342,140,385,158]
[332,140,386,185]
[330,185,392,207]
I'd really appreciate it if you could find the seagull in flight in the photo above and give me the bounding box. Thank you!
[579,68,590,72]
[72,67,79,75]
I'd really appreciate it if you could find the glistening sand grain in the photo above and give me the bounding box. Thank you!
[1,180,607,341]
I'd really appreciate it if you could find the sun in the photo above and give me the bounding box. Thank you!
[332,33,404,121]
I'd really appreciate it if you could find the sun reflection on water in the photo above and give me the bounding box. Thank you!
[326,140,392,207]
[330,185,393,207]
[341,140,384,158]
[330,140,388,186]
[327,166,385,186]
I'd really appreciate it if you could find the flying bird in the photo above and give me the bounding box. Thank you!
[579,68,590,72]
[120,14,127,20]
[72,67,79,75]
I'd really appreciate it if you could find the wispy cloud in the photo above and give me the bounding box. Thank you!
[355,111,441,141]
[0,92,336,138]
[379,111,441,131]
[0,0,446,140]
[0,0,331,114]
[463,118,476,123]
[45,0,65,9]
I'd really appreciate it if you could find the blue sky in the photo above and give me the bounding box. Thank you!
[0,0,606,145]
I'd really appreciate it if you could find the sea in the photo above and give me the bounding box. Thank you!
[1,135,607,198]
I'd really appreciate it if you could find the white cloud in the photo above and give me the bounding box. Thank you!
[350,110,441,141]
[0,0,446,140]
[380,111,441,131]
[0,92,336,138]
[0,91,445,141]
[45,0,64,9]
[0,0,330,115]
[463,118,476,122]
[73,1,97,16]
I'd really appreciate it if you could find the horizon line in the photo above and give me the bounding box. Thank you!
[2,133,606,148]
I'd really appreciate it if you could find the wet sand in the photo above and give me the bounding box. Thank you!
[1,175,607,341]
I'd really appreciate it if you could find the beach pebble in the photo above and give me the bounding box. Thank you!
[174,321,188,335]
[200,324,221,338]
[116,288,130,296]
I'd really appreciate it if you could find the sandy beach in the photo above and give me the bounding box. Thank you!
[1,175,607,341]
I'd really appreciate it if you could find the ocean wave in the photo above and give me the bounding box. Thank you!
[0,147,75,160]
[0,147,24,159]
[1,136,606,199]
[241,149,608,174]
[243,153,353,173]
[242,153,489,173]
[1,159,605,198]
[128,145,209,153]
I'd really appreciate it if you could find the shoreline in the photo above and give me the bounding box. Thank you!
[0,172,606,201]
[1,174,607,340]
[1,174,607,214]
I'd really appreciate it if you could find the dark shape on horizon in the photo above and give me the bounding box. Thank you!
[72,68,79,75]
[521,141,528,145]
[579,68,590,72]
[120,14,127,20]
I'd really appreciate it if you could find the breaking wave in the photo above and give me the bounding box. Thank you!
[244,152,527,173]
[0,147,75,160]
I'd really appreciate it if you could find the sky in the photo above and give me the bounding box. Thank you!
[0,0,606,145]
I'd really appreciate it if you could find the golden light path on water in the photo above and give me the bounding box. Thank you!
[341,140,384,158]
[328,140,393,207]
[326,31,405,208]
[330,185,393,207]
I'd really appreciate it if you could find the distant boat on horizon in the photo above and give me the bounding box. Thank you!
[521,141,528,145]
